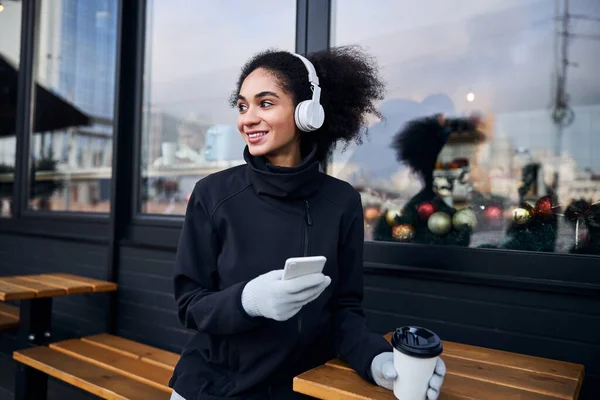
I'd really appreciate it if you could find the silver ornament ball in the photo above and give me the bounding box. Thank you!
[452,208,478,230]
[427,212,452,235]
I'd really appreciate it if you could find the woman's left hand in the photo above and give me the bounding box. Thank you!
[370,352,446,400]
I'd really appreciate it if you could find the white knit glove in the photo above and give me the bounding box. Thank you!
[241,269,331,321]
[371,352,446,400]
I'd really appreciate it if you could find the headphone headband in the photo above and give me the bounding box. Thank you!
[291,52,325,132]
[293,53,320,86]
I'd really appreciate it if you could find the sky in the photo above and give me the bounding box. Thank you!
[145,0,296,123]
[1,0,599,174]
[330,0,600,177]
[141,0,600,175]
[0,2,22,63]
[145,0,600,118]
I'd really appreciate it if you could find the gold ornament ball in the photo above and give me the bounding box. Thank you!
[522,201,536,217]
[392,224,415,241]
[452,208,478,230]
[512,207,532,225]
[427,212,452,235]
[385,208,403,225]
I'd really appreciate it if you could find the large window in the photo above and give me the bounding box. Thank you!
[28,0,118,212]
[0,1,22,217]
[331,0,600,256]
[140,0,296,215]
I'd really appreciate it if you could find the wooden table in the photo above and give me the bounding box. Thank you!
[0,273,117,399]
[294,333,585,400]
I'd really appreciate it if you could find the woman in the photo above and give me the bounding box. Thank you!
[170,46,446,399]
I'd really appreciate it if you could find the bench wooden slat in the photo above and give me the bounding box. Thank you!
[0,302,19,330]
[299,334,584,400]
[0,280,37,301]
[440,373,564,400]
[294,365,396,400]
[0,302,19,318]
[294,364,565,400]
[383,333,583,384]
[50,339,172,392]
[0,277,66,298]
[13,347,171,400]
[442,341,583,382]
[81,334,178,370]
[49,273,117,293]
[327,355,580,400]
[0,313,19,330]
[444,352,579,399]
[18,275,93,295]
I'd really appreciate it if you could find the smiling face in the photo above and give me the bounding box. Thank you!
[236,68,301,167]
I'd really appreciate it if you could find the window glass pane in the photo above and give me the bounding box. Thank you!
[331,0,600,256]
[0,1,22,217]
[29,0,118,212]
[140,1,296,215]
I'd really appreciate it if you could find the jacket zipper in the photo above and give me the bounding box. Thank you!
[298,200,313,334]
[303,200,312,256]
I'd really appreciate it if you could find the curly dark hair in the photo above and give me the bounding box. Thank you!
[229,45,385,162]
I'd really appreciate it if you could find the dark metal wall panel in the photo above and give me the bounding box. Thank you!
[115,245,191,354]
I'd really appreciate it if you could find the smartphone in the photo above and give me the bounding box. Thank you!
[282,256,327,280]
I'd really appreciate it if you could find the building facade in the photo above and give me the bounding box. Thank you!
[0,1,599,399]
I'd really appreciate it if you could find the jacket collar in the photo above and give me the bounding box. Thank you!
[244,144,323,199]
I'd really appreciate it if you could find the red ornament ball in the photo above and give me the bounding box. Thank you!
[484,205,502,220]
[417,202,436,220]
[535,196,558,220]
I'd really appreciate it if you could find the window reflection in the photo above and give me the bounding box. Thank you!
[29,0,117,212]
[0,1,22,217]
[332,0,600,255]
[140,0,296,215]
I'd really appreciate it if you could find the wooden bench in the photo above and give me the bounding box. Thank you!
[14,333,178,400]
[0,302,19,330]
[294,333,585,400]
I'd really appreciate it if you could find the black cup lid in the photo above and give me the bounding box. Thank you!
[392,326,443,358]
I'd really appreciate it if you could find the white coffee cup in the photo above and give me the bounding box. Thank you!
[391,326,443,400]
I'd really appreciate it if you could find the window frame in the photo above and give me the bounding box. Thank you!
[2,0,598,297]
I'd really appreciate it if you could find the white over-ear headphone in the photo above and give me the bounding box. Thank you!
[292,53,325,132]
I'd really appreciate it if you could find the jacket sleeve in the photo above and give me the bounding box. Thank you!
[173,186,260,335]
[332,198,392,383]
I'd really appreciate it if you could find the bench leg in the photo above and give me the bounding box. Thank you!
[14,298,53,400]
[14,364,48,400]
[16,298,53,348]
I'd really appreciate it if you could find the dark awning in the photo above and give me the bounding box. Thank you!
[0,53,90,136]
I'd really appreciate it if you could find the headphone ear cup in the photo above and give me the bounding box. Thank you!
[312,104,325,130]
[295,100,313,132]
[295,100,325,132]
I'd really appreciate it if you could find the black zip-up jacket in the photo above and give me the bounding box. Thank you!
[169,145,391,399]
